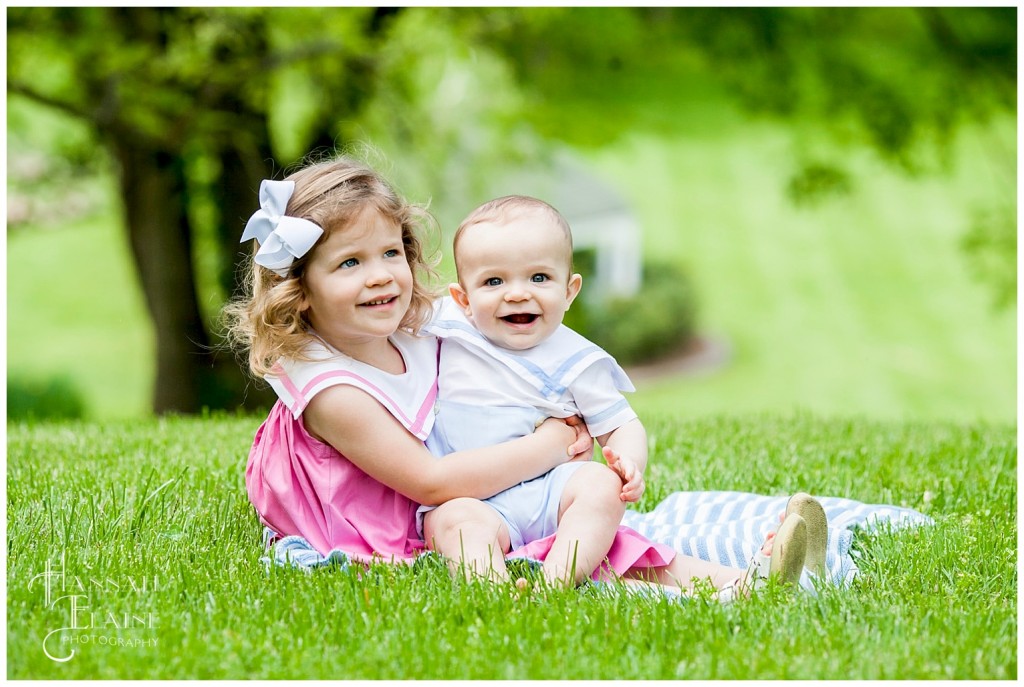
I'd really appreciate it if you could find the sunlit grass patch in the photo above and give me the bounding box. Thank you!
[6,414,1015,679]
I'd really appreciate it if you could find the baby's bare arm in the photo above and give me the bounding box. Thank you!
[597,419,648,502]
[597,418,648,473]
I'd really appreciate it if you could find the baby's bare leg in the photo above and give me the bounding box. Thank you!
[545,462,626,586]
[424,497,512,582]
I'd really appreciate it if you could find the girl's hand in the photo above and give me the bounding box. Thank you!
[536,416,593,462]
[562,415,594,462]
[603,445,646,502]
[535,416,582,459]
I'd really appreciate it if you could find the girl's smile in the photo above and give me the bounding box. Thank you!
[361,295,401,308]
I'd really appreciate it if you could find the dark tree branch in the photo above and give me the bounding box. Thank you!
[917,7,1016,87]
[7,81,93,122]
[369,7,401,34]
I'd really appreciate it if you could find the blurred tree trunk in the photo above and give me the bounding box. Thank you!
[213,142,272,302]
[208,118,280,412]
[116,136,278,413]
[105,7,283,413]
[114,141,213,413]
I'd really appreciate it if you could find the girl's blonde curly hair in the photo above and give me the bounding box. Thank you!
[223,155,439,379]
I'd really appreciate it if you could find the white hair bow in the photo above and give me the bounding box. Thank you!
[240,179,324,277]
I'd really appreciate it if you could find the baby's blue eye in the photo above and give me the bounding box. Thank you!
[340,258,358,269]
[531,274,549,283]
[485,277,503,287]
[384,249,401,258]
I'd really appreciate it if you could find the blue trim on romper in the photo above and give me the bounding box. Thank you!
[432,318,588,400]
[586,398,633,427]
[550,345,606,384]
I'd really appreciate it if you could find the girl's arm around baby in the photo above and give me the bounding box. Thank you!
[304,384,587,507]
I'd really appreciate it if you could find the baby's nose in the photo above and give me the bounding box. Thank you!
[504,288,530,302]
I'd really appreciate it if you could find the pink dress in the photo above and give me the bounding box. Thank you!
[246,331,438,564]
[245,330,676,575]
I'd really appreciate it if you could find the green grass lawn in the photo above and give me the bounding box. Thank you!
[6,413,1015,679]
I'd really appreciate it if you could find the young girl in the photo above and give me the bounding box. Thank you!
[225,155,815,600]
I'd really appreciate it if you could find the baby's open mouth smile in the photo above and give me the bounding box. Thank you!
[501,313,539,325]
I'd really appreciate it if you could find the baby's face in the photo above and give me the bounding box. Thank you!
[451,213,581,351]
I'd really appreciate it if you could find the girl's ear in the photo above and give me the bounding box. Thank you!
[449,283,472,315]
[296,282,311,314]
[565,273,583,306]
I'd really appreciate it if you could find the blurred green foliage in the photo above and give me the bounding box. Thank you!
[463,8,1014,154]
[6,7,1016,415]
[8,375,87,421]
[565,261,697,365]
[462,8,1016,308]
[961,201,1018,310]
[786,164,854,207]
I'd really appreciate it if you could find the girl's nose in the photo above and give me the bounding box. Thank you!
[365,263,394,287]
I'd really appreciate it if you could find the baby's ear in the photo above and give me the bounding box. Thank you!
[565,273,583,306]
[449,283,472,314]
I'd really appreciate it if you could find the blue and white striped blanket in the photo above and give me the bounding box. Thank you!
[262,491,932,589]
[620,491,931,588]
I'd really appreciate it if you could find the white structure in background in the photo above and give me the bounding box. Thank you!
[485,149,642,304]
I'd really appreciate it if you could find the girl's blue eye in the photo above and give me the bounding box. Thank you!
[340,258,358,269]
[485,277,503,287]
[531,274,549,283]
[384,249,401,258]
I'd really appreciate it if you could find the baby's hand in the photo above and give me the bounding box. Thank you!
[602,446,645,503]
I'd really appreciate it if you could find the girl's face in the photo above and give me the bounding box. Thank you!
[300,206,413,357]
